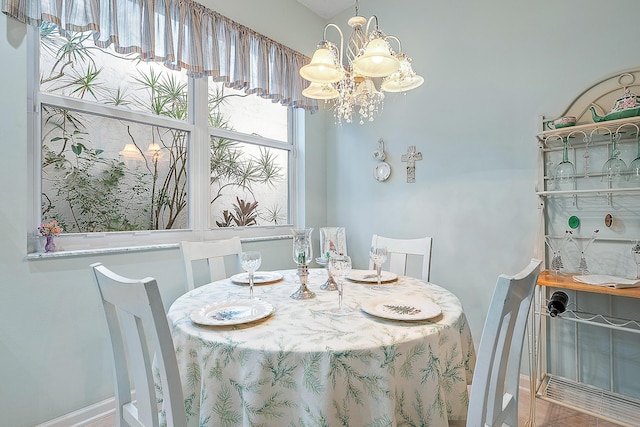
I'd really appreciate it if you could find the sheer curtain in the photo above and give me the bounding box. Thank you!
[1,0,316,110]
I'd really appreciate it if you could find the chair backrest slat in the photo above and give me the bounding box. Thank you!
[180,237,243,291]
[466,258,542,427]
[91,262,187,427]
[369,234,433,281]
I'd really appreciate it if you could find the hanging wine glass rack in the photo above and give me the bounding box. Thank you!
[534,70,640,426]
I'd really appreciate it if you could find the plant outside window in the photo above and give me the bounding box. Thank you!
[38,23,290,234]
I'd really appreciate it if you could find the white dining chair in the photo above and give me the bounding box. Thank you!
[91,262,187,427]
[180,237,243,291]
[369,234,433,281]
[466,258,542,427]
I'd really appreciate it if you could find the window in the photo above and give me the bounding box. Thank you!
[30,23,299,251]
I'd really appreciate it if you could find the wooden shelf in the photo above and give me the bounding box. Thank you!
[537,270,640,299]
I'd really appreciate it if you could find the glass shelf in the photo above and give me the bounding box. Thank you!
[536,186,640,197]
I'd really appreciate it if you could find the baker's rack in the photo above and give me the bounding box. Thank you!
[534,69,640,426]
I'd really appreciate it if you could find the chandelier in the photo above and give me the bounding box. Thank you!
[299,1,424,125]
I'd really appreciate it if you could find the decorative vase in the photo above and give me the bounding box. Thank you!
[45,235,56,253]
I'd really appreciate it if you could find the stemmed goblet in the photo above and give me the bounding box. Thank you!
[555,137,575,191]
[369,246,388,289]
[240,251,262,300]
[602,133,627,186]
[628,134,640,184]
[319,227,346,291]
[328,255,353,315]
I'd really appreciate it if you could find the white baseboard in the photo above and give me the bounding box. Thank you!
[35,397,115,427]
[520,373,532,391]
[39,379,535,427]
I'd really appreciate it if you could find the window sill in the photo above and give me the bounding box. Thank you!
[25,235,292,260]
[26,243,178,260]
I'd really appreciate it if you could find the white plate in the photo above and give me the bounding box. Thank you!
[230,271,283,285]
[375,162,391,182]
[361,297,441,321]
[190,299,275,326]
[315,257,328,266]
[347,269,398,283]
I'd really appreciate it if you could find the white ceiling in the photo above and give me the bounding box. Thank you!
[296,0,354,19]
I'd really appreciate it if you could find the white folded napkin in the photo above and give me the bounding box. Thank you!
[573,274,640,289]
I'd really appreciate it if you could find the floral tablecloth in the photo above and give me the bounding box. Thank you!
[163,269,476,426]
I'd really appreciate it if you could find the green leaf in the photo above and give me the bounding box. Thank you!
[71,144,82,155]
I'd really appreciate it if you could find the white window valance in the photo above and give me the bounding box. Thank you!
[2,0,316,111]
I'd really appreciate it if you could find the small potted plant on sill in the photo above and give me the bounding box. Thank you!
[38,220,62,253]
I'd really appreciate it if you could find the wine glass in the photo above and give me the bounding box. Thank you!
[319,227,347,260]
[555,137,575,191]
[369,246,388,289]
[628,134,640,184]
[602,134,627,186]
[632,241,640,279]
[546,160,556,190]
[328,255,353,315]
[240,251,262,299]
[319,227,346,291]
[582,136,592,179]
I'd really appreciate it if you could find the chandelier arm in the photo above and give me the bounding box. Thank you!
[323,23,345,68]
[364,15,379,39]
[386,35,402,53]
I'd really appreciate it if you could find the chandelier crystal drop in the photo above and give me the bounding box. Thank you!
[299,1,424,125]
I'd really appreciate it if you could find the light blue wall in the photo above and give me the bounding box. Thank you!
[2,0,640,425]
[0,2,327,426]
[320,0,640,351]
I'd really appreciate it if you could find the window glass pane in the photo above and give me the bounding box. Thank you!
[41,105,189,232]
[33,21,299,246]
[39,23,189,120]
[209,80,288,141]
[210,139,289,227]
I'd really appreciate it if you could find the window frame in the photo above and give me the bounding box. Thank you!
[27,25,303,254]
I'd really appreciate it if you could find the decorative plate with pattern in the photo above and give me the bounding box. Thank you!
[190,299,275,326]
[347,270,398,283]
[360,297,441,321]
[230,271,283,285]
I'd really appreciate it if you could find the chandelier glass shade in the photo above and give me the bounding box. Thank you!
[299,5,423,124]
[352,35,400,78]
[302,82,340,100]
[299,43,344,84]
[380,53,424,92]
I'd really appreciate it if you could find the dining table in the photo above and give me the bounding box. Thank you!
[161,268,476,427]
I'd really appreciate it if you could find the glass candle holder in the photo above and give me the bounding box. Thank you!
[291,227,316,300]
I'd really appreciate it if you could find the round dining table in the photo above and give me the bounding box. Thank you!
[163,268,476,427]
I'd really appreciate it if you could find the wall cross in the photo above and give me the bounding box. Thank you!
[401,145,423,183]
